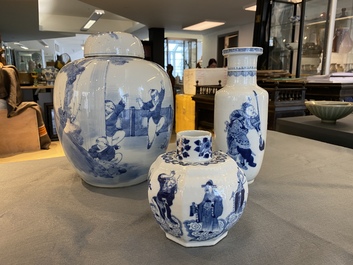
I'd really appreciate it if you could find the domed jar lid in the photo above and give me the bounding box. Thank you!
[84,31,145,58]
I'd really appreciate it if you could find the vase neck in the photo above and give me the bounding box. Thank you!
[176,130,212,163]
[223,48,262,86]
[227,54,258,85]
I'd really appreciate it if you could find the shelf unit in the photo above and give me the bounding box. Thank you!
[253,0,353,78]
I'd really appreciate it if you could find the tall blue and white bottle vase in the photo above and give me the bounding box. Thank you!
[53,32,174,187]
[214,47,268,184]
[148,130,248,247]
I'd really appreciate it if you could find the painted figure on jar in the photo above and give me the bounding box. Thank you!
[88,136,123,164]
[153,170,178,225]
[104,93,128,149]
[231,169,247,214]
[225,97,264,170]
[190,180,223,232]
[137,82,166,149]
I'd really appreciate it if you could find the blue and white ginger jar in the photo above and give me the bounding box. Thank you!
[53,32,174,187]
[148,130,248,247]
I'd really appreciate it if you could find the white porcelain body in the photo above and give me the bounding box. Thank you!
[53,32,174,187]
[148,130,248,247]
[84,31,144,58]
[214,47,268,184]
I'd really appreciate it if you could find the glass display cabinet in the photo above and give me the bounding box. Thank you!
[253,0,353,78]
[14,49,45,73]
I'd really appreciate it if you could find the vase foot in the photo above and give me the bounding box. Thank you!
[321,119,336,124]
[165,231,228,247]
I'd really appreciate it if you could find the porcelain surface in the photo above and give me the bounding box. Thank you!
[53,32,174,187]
[84,32,144,58]
[176,130,212,163]
[214,47,268,184]
[305,100,353,123]
[148,130,248,247]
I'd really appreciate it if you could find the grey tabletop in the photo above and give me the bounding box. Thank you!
[276,114,353,149]
[1,131,353,265]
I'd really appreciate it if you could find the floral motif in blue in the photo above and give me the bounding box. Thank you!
[194,137,212,159]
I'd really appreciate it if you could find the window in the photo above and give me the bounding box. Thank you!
[164,38,198,80]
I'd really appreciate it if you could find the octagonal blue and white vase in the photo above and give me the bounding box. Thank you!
[53,32,174,187]
[148,130,248,247]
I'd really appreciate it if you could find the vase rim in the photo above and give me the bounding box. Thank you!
[222,47,263,56]
[176,130,211,139]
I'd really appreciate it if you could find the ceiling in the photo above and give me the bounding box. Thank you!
[0,0,257,44]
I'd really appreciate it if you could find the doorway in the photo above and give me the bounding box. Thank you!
[164,38,198,80]
[217,31,239,67]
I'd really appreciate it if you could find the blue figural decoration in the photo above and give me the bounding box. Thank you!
[225,91,265,170]
[148,130,249,247]
[54,32,174,187]
[214,47,268,184]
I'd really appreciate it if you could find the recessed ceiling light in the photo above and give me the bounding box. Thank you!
[38,40,49,48]
[183,21,225,31]
[244,4,257,12]
[80,10,105,31]
[13,42,28,49]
